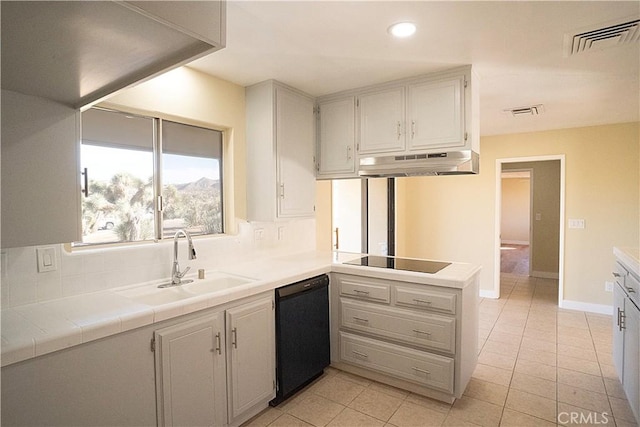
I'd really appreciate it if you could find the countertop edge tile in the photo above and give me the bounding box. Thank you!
[1,251,480,367]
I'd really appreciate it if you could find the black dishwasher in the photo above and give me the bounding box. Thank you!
[270,274,330,406]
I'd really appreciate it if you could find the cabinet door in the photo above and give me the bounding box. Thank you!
[407,77,464,151]
[276,87,316,218]
[154,313,226,427]
[623,301,640,421]
[227,297,275,423]
[1,90,81,248]
[358,87,405,154]
[614,284,626,380]
[317,97,356,177]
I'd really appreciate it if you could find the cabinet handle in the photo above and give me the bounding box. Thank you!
[81,168,89,197]
[231,327,237,348]
[411,120,416,139]
[617,307,621,327]
[352,350,368,359]
[215,332,222,355]
[613,272,622,278]
[280,183,285,199]
[412,329,431,336]
[413,298,432,305]
[412,367,431,375]
[354,289,370,296]
[626,287,636,294]
[353,316,369,323]
[396,121,402,140]
[334,227,340,250]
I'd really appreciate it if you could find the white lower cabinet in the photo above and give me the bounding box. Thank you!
[226,297,276,425]
[612,257,640,424]
[340,332,455,393]
[155,295,275,427]
[155,313,227,427]
[331,273,478,404]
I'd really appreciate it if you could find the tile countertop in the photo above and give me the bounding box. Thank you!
[1,251,481,368]
[614,247,640,276]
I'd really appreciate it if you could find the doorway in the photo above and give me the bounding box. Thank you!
[500,170,532,276]
[494,156,565,303]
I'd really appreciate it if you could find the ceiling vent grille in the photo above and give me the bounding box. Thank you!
[504,104,544,117]
[565,17,640,56]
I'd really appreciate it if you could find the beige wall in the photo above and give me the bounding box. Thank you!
[394,122,639,307]
[501,177,530,244]
[101,66,247,226]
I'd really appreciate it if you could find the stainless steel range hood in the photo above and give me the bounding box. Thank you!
[358,150,479,177]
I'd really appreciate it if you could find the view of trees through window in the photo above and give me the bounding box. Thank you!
[79,108,223,246]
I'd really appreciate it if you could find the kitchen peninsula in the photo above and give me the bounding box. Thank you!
[1,251,480,426]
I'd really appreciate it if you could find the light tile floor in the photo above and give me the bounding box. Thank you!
[244,274,638,427]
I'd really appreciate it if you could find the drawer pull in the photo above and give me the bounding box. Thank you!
[354,289,371,295]
[353,316,369,323]
[626,287,636,294]
[412,329,431,336]
[352,350,369,359]
[413,299,432,305]
[412,367,431,375]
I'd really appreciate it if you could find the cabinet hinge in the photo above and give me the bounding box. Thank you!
[464,78,468,89]
[150,337,156,353]
[314,106,320,115]
[272,300,275,310]
[464,132,468,141]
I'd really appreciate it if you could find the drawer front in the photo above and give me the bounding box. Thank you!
[394,286,457,314]
[341,299,455,353]
[338,275,390,303]
[340,332,454,393]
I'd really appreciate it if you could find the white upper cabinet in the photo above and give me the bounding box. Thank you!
[1,90,81,248]
[314,66,477,178]
[316,97,357,179]
[246,81,316,221]
[358,87,406,154]
[407,76,464,151]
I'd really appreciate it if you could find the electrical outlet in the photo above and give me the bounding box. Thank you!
[605,281,614,292]
[254,228,265,241]
[278,227,285,241]
[568,219,585,229]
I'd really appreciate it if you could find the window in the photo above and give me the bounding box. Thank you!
[78,108,224,246]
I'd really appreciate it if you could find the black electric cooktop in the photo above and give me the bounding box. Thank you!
[344,255,451,274]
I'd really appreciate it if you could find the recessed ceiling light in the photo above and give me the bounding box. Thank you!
[388,22,416,38]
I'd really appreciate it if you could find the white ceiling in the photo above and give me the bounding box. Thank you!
[188,1,640,136]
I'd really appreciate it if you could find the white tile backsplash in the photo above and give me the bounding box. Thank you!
[1,219,316,308]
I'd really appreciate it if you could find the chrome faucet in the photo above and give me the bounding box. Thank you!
[170,229,197,286]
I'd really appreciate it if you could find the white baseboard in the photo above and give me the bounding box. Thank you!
[560,299,613,315]
[480,289,499,299]
[532,271,559,279]
[501,240,529,246]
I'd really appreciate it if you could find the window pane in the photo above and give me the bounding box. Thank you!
[79,109,155,245]
[161,121,223,238]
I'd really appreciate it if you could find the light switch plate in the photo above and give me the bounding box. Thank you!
[36,246,57,273]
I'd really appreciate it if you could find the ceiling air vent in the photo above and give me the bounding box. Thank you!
[504,104,544,117]
[564,17,640,56]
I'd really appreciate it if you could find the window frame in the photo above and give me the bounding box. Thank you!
[75,107,226,248]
